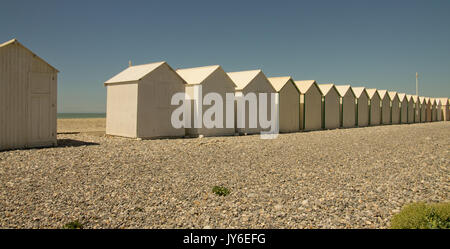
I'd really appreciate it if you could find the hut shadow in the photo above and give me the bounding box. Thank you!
[57,139,100,148]
[57,132,80,135]
[0,139,99,152]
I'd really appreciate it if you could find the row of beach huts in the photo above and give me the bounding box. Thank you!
[103,61,449,139]
[0,39,449,150]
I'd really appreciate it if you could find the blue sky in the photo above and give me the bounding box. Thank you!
[1,0,449,113]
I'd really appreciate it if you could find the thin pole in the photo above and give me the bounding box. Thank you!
[416,72,419,96]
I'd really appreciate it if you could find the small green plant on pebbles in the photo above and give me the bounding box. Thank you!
[63,220,84,229]
[391,202,450,229]
[212,186,230,196]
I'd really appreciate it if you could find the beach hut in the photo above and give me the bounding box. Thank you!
[419,97,426,122]
[438,98,449,121]
[335,85,356,128]
[436,99,442,121]
[412,95,420,123]
[318,84,341,130]
[425,97,432,122]
[378,90,391,125]
[430,98,437,122]
[366,89,381,126]
[267,77,300,133]
[0,39,58,151]
[104,61,186,139]
[388,91,400,124]
[227,70,276,135]
[406,95,415,123]
[398,93,408,124]
[294,80,323,131]
[352,87,369,127]
[177,65,236,137]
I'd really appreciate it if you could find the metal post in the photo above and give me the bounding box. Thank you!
[416,72,419,96]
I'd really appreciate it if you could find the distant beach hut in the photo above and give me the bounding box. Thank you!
[0,39,58,151]
[398,93,408,124]
[406,95,415,123]
[419,97,426,122]
[366,89,382,126]
[438,98,449,121]
[227,70,276,135]
[436,99,442,121]
[425,97,432,122]
[388,91,400,124]
[412,95,420,123]
[378,90,391,125]
[335,85,356,128]
[294,80,323,131]
[318,84,341,130]
[430,98,437,122]
[268,77,300,133]
[352,87,369,127]
[177,65,236,137]
[104,61,186,139]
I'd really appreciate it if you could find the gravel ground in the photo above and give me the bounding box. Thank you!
[0,121,449,228]
[57,118,105,133]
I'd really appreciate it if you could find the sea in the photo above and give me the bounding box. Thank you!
[57,113,106,119]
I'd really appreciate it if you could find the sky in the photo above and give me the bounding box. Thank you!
[1,0,449,113]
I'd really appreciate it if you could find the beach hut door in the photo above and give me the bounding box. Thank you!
[29,72,52,143]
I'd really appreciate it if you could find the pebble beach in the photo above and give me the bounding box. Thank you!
[0,118,448,228]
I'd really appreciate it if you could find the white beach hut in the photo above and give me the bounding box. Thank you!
[438,98,449,121]
[0,39,58,151]
[388,91,400,124]
[177,65,237,137]
[335,85,356,128]
[268,77,300,133]
[425,97,432,122]
[366,89,381,126]
[398,93,408,124]
[412,95,420,123]
[294,80,323,131]
[436,99,442,121]
[318,84,341,130]
[352,87,369,127]
[227,70,276,135]
[406,95,415,123]
[419,97,426,122]
[430,98,437,122]
[104,61,186,139]
[378,90,391,125]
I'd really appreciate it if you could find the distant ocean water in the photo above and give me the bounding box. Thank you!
[57,113,106,119]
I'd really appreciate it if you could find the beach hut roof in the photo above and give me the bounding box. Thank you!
[352,87,367,98]
[366,89,381,99]
[335,85,355,97]
[227,69,263,91]
[397,93,406,101]
[388,91,399,100]
[0,38,59,72]
[408,95,419,103]
[377,90,388,99]
[267,76,295,92]
[105,61,170,84]
[294,80,322,94]
[318,84,341,97]
[419,96,426,103]
[176,65,229,85]
[438,98,449,105]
